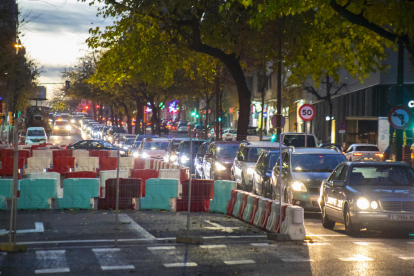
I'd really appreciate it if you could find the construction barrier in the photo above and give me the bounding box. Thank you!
[49,156,75,175]
[57,178,99,209]
[140,178,178,211]
[130,169,158,196]
[98,157,118,173]
[133,158,145,169]
[280,206,306,240]
[98,178,142,210]
[259,199,273,230]
[23,157,50,175]
[53,150,73,159]
[266,201,286,233]
[17,179,56,210]
[226,190,238,215]
[159,169,181,195]
[27,172,62,198]
[232,191,244,218]
[65,171,97,179]
[99,170,129,197]
[176,179,214,212]
[0,179,12,210]
[89,150,109,158]
[0,157,25,176]
[237,192,251,220]
[209,180,237,214]
[33,149,53,163]
[74,157,99,172]
[72,149,89,160]
[253,197,267,228]
[243,194,259,223]
[119,157,134,176]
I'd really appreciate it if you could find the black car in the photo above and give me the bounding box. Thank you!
[272,147,347,211]
[202,141,241,180]
[106,127,127,143]
[195,141,210,179]
[175,139,206,173]
[251,150,282,199]
[67,139,128,156]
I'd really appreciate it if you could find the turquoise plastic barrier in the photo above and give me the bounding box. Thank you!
[140,178,178,210]
[0,179,13,210]
[232,192,243,217]
[209,180,236,214]
[17,179,56,210]
[242,195,255,222]
[57,178,99,209]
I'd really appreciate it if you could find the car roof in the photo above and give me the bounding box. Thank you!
[212,141,241,145]
[286,147,342,154]
[346,161,409,166]
[143,138,169,142]
[282,132,316,136]
[243,141,282,147]
[27,127,45,130]
[350,143,378,147]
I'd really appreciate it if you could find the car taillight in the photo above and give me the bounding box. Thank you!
[375,153,383,158]
[353,152,363,156]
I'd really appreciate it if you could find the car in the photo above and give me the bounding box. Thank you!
[280,132,319,147]
[222,129,237,141]
[85,122,99,134]
[52,120,71,136]
[115,134,137,147]
[345,143,383,162]
[251,149,282,198]
[81,117,94,128]
[98,126,111,140]
[272,147,346,211]
[231,127,258,141]
[60,113,70,120]
[135,138,169,159]
[129,141,142,157]
[106,127,126,142]
[195,141,210,178]
[176,121,188,133]
[320,162,414,235]
[25,127,48,145]
[164,138,184,163]
[187,122,196,135]
[70,115,83,126]
[67,139,127,155]
[319,143,343,153]
[203,141,241,180]
[175,139,206,173]
[167,121,177,132]
[232,141,285,191]
[91,125,104,139]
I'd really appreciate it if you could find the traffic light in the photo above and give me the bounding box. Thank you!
[191,112,196,116]
[65,80,70,89]
[271,134,277,142]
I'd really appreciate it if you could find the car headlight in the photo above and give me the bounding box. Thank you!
[357,197,370,210]
[292,181,307,192]
[119,150,125,155]
[170,155,178,162]
[370,200,378,210]
[54,126,59,130]
[79,120,82,123]
[215,162,226,171]
[70,119,75,123]
[246,167,255,175]
[181,155,190,163]
[141,152,149,158]
[108,137,112,140]
[133,152,139,158]
[66,125,71,130]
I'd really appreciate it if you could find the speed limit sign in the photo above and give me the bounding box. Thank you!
[298,104,315,121]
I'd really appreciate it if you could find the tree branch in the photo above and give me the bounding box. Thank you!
[304,86,325,101]
[331,83,347,96]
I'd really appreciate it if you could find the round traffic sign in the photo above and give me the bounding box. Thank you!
[298,104,315,121]
[388,106,411,130]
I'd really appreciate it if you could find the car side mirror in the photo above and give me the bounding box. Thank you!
[333,180,345,188]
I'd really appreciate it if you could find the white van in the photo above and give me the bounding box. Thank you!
[281,132,319,147]
[25,127,48,145]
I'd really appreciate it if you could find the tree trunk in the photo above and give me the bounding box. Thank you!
[205,94,210,138]
[110,107,115,127]
[326,75,332,142]
[120,101,132,134]
[114,113,118,127]
[99,104,103,124]
[135,99,144,135]
[215,78,220,140]
[92,102,97,121]
[220,91,223,140]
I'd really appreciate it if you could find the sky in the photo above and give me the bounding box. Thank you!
[18,0,110,99]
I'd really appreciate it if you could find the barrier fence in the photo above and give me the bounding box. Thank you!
[0,142,305,251]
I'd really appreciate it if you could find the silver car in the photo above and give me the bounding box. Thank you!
[345,143,383,162]
[320,162,414,235]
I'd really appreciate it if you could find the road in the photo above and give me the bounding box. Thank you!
[1,209,414,275]
[48,127,83,145]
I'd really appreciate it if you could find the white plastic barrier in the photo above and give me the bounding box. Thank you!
[109,150,118,157]
[281,206,306,241]
[27,172,63,198]
[74,157,99,172]
[265,200,283,233]
[24,157,50,175]
[253,198,266,228]
[119,157,134,176]
[159,169,181,196]
[73,150,89,160]
[33,150,53,163]
[144,159,151,169]
[99,170,129,197]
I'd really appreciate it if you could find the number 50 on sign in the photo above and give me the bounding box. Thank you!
[298,104,315,121]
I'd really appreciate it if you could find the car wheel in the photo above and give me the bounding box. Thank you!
[321,201,336,230]
[344,205,358,236]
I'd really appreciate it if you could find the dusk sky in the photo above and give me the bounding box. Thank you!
[19,0,110,99]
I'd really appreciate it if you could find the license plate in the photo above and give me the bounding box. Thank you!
[388,214,414,221]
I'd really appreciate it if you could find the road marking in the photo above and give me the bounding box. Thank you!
[164,263,198,268]
[204,220,239,233]
[250,243,277,247]
[118,214,155,239]
[0,222,44,235]
[93,248,135,271]
[339,255,373,262]
[35,250,69,274]
[354,242,384,246]
[282,258,313,262]
[306,234,346,237]
[400,257,414,260]
[305,243,331,246]
[224,260,256,265]
[147,246,176,250]
[200,245,227,249]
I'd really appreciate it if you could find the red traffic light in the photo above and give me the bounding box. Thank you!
[96,105,100,108]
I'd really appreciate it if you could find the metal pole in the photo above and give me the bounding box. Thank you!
[186,132,193,237]
[114,146,120,247]
[305,122,307,148]
[8,120,19,244]
[277,16,283,232]
[395,41,404,161]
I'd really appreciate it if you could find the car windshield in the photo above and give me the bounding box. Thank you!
[350,166,414,186]
[216,144,240,159]
[143,141,169,150]
[228,129,237,134]
[131,141,141,149]
[172,141,182,150]
[27,129,45,136]
[284,135,316,147]
[268,152,280,169]
[246,147,278,162]
[102,141,113,148]
[291,154,346,172]
[124,139,135,146]
[355,146,379,151]
[182,141,205,154]
[113,127,126,133]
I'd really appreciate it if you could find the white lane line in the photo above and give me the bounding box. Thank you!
[0,222,44,235]
[305,243,331,246]
[164,263,198,268]
[339,255,373,262]
[199,245,227,249]
[147,246,176,250]
[118,214,155,239]
[250,243,276,247]
[400,257,414,260]
[354,242,384,246]
[101,265,135,270]
[224,260,256,265]
[92,248,120,252]
[35,250,69,274]
[306,234,346,237]
[282,258,313,262]
[35,268,70,274]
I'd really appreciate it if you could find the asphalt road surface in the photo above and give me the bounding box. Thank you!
[49,127,83,145]
[1,210,414,275]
